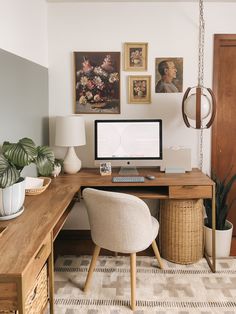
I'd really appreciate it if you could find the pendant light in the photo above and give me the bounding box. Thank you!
[182,0,216,130]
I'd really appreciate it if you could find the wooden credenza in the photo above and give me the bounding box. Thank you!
[0,168,215,313]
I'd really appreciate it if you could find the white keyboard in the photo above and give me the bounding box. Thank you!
[112,176,145,183]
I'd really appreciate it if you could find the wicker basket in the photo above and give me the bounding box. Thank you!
[25,177,51,196]
[25,264,48,314]
[159,199,204,264]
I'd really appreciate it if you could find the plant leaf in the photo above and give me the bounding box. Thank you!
[203,200,212,228]
[3,138,37,169]
[221,174,236,208]
[0,155,20,188]
[207,171,236,230]
[35,146,55,176]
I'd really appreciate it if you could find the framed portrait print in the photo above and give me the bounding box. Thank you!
[128,75,151,104]
[155,57,183,93]
[124,42,148,71]
[74,51,120,114]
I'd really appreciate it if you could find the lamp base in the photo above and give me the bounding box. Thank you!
[63,146,82,174]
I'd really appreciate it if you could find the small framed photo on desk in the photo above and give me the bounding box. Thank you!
[100,162,112,176]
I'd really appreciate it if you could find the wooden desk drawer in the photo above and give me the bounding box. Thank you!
[0,282,17,311]
[23,233,51,296]
[169,185,212,199]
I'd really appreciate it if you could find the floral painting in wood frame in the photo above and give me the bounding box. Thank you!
[74,52,120,114]
[124,42,148,71]
[128,75,151,104]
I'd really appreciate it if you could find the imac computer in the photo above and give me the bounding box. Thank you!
[94,119,163,175]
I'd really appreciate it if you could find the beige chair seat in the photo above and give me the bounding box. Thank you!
[83,188,163,311]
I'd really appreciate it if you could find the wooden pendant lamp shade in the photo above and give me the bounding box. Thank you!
[182,0,216,130]
[182,86,216,129]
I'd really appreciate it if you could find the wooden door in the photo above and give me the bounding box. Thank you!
[212,34,236,236]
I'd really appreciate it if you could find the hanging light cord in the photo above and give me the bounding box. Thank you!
[198,0,205,171]
[200,128,204,171]
[198,0,205,88]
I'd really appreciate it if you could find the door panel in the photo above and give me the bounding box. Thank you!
[212,34,236,236]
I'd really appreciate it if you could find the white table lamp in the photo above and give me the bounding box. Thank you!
[55,116,86,174]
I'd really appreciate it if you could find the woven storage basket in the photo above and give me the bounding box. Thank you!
[25,263,48,314]
[159,199,204,264]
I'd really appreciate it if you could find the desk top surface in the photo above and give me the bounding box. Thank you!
[0,168,213,276]
[75,167,214,186]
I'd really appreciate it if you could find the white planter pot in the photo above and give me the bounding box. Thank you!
[204,220,233,258]
[0,179,25,217]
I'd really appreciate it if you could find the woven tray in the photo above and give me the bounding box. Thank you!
[25,177,51,196]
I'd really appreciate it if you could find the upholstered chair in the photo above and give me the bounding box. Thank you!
[83,188,163,311]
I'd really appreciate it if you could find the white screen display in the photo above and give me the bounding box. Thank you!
[95,120,162,159]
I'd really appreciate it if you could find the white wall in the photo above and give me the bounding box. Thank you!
[0,0,48,67]
[47,2,236,175]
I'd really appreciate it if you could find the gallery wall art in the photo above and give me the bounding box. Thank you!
[74,52,120,114]
[124,43,148,71]
[155,57,183,93]
[128,75,151,104]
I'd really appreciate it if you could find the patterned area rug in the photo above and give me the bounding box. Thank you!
[54,255,236,314]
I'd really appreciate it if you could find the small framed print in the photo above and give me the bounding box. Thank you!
[124,42,148,71]
[100,162,112,176]
[128,75,151,104]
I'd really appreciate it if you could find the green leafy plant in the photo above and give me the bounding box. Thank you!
[204,172,236,230]
[0,138,55,189]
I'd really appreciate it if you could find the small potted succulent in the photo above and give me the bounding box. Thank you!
[204,171,236,257]
[0,137,55,219]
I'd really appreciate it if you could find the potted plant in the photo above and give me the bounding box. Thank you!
[204,172,236,257]
[0,137,55,219]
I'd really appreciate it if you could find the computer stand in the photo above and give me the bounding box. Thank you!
[119,166,139,175]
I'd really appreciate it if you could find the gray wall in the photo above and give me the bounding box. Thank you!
[0,49,49,146]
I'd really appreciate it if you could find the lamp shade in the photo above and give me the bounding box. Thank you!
[55,115,86,147]
[184,93,211,120]
[182,86,216,129]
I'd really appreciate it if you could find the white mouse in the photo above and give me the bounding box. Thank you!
[146,175,156,180]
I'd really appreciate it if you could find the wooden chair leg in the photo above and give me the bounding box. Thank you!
[152,240,163,269]
[130,253,136,311]
[84,245,101,293]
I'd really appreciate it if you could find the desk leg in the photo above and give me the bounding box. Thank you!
[48,234,54,314]
[16,277,25,314]
[205,184,216,273]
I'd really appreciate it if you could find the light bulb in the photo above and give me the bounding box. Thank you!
[184,93,212,120]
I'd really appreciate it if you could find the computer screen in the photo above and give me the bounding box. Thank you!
[94,119,162,170]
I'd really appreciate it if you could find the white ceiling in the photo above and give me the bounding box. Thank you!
[47,0,236,2]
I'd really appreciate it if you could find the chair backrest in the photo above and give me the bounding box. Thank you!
[83,188,155,253]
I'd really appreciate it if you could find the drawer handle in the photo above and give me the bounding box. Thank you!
[35,244,46,259]
[29,286,38,303]
[182,185,195,189]
[0,226,8,236]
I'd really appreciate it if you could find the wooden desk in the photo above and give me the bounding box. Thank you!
[0,168,215,313]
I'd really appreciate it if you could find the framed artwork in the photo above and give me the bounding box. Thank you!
[155,57,183,93]
[74,52,120,114]
[100,162,112,176]
[128,75,151,104]
[124,42,148,71]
